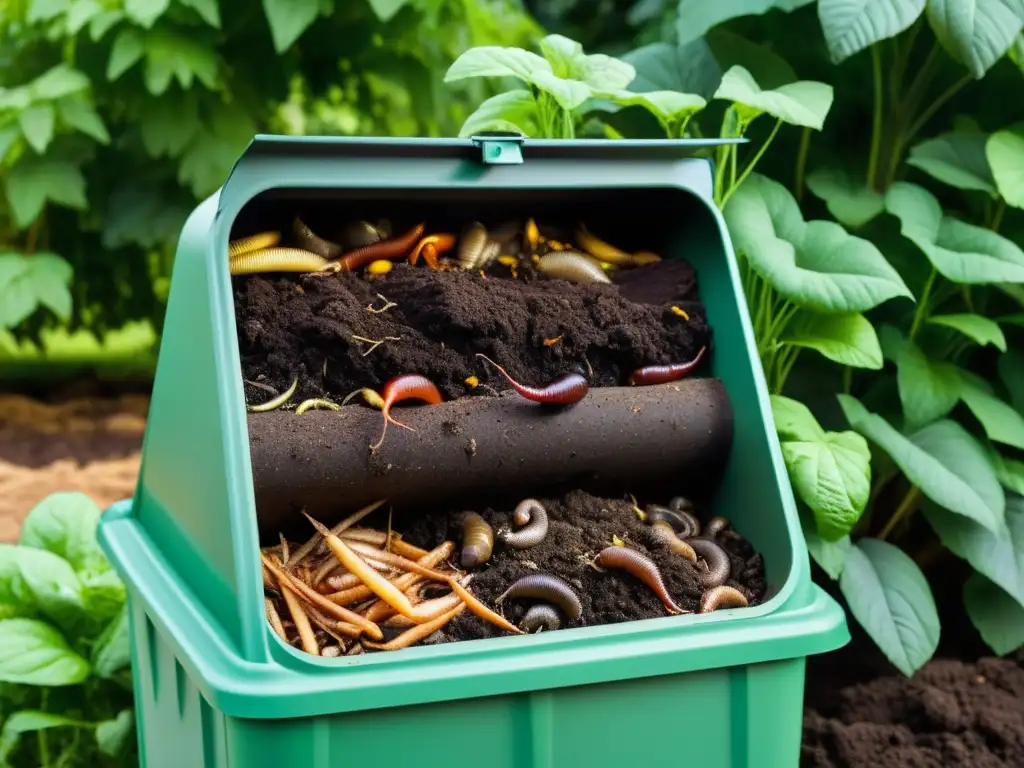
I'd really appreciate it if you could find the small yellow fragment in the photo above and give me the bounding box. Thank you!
[629,493,646,521]
[631,251,662,266]
[612,535,626,547]
[671,305,690,320]
[464,376,479,389]
[498,255,518,267]
[525,218,540,248]
[548,240,565,251]
[600,261,615,271]
[367,259,393,276]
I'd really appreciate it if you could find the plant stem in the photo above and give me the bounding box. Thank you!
[909,267,937,341]
[39,690,50,767]
[867,44,884,189]
[794,127,812,202]
[890,17,923,103]
[776,345,802,392]
[879,486,921,540]
[885,42,943,187]
[722,118,783,208]
[842,365,852,394]
[990,198,1007,232]
[904,74,973,144]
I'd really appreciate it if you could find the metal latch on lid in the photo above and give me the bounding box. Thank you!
[471,131,526,165]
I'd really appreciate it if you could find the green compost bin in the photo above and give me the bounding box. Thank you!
[97,134,850,768]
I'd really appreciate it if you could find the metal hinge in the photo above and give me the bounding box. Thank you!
[471,131,526,165]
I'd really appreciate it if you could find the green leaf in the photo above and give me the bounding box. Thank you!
[102,180,190,249]
[924,493,1024,605]
[29,64,90,101]
[66,0,102,34]
[139,92,200,157]
[781,311,883,369]
[894,339,961,427]
[988,448,1024,495]
[81,568,126,623]
[926,313,1007,350]
[540,34,635,89]
[885,181,1024,283]
[0,618,90,685]
[798,503,852,578]
[57,96,110,144]
[964,573,1024,655]
[998,348,1024,413]
[90,9,124,41]
[0,545,86,629]
[96,710,134,758]
[179,0,221,27]
[124,0,169,27]
[818,0,926,62]
[907,132,997,194]
[599,89,707,126]
[926,0,1024,78]
[675,0,815,46]
[262,0,319,52]
[18,104,55,154]
[724,173,912,312]
[457,90,539,139]
[529,72,593,111]
[805,167,885,228]
[705,28,798,90]
[772,395,871,540]
[0,711,91,764]
[27,0,69,23]
[839,538,940,676]
[144,28,219,95]
[0,253,73,328]
[0,125,20,164]
[107,28,145,81]
[839,394,1005,531]
[987,126,1024,208]
[366,0,408,22]
[178,106,255,198]
[19,492,106,574]
[91,605,131,678]
[959,376,1024,450]
[713,65,834,129]
[445,46,552,84]
[622,39,724,101]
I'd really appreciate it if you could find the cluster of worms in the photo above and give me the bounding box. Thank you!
[262,495,753,657]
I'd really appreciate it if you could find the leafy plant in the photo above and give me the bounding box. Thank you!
[0,492,134,767]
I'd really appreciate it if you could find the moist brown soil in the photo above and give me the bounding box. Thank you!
[233,259,709,404]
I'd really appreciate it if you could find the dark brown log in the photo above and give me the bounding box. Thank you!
[248,378,733,533]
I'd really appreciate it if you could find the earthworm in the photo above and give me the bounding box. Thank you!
[496,574,582,622]
[246,376,297,413]
[279,580,319,654]
[648,503,700,538]
[499,498,549,549]
[689,538,731,588]
[594,546,688,615]
[648,521,697,562]
[229,247,328,275]
[293,216,343,259]
[475,354,589,406]
[460,512,494,567]
[288,498,388,566]
[520,604,562,633]
[628,345,707,386]
[536,251,611,284]
[371,373,444,451]
[575,223,634,266]
[295,398,340,414]
[705,516,733,539]
[363,603,467,651]
[325,222,425,272]
[457,222,490,270]
[409,233,456,269]
[699,585,749,613]
[670,496,695,514]
[229,230,280,257]
[631,251,662,266]
[338,220,385,250]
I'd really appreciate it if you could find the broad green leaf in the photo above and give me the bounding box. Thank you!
[989,448,1024,495]
[675,0,815,46]
[81,568,126,623]
[705,28,798,90]
[458,90,539,139]
[907,132,997,194]
[0,125,20,164]
[140,92,201,157]
[772,395,871,540]
[66,0,102,33]
[923,493,1024,605]
[367,0,408,22]
[144,28,219,95]
[838,395,1005,531]
[839,538,940,676]
[179,0,221,27]
[781,311,883,369]
[987,126,1024,208]
[90,9,124,41]
[107,28,145,81]
[0,253,73,328]
[798,504,852,578]
[818,0,925,62]
[1,545,86,629]
[805,167,885,228]
[91,605,131,678]
[178,106,255,198]
[27,0,68,23]
[998,348,1024,413]
[540,35,635,89]
[28,64,89,101]
[102,181,190,250]
[0,618,90,685]
[885,181,1024,283]
[18,104,54,154]
[57,96,110,144]
[0,711,91,764]
[724,173,912,312]
[926,313,1006,350]
[262,0,319,53]
[927,0,1024,78]
[125,0,169,27]
[445,46,552,84]
[599,89,707,126]
[622,39,724,100]
[96,710,134,758]
[964,573,1024,655]
[960,377,1024,450]
[19,492,106,574]
[894,339,961,427]
[713,65,834,129]
[529,72,592,111]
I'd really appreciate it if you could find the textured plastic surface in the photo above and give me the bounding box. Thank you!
[98,135,848,767]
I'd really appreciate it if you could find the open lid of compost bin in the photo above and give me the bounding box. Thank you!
[131,133,748,663]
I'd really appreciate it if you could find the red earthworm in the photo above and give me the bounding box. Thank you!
[520,603,562,632]
[699,585,749,613]
[628,345,707,386]
[496,574,582,622]
[475,354,589,406]
[324,222,425,273]
[595,546,689,615]
[459,512,494,568]
[371,373,444,451]
[648,521,697,562]
[688,538,731,588]
[409,233,456,269]
[499,498,548,549]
